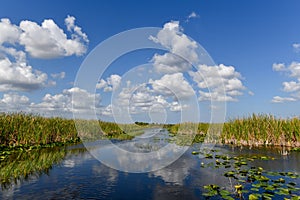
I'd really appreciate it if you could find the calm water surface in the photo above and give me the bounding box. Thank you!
[1,129,300,199]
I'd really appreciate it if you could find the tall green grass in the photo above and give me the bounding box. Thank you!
[0,113,144,148]
[165,114,300,147]
[0,113,78,146]
[1,113,299,148]
[166,122,209,135]
[222,114,300,147]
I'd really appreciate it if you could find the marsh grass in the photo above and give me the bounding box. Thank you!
[222,114,300,147]
[166,114,300,147]
[1,113,300,149]
[0,113,147,149]
[0,113,78,147]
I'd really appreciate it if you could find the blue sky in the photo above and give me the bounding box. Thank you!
[0,0,300,123]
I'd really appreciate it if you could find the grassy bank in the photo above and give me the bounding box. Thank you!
[166,114,300,147]
[0,113,143,149]
[222,114,300,147]
[1,113,300,150]
[0,113,79,147]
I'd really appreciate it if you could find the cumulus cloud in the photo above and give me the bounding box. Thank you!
[65,15,89,43]
[149,21,198,73]
[169,101,188,112]
[116,84,155,113]
[0,16,89,59]
[0,18,21,45]
[0,93,30,112]
[30,87,101,117]
[272,62,300,102]
[19,16,88,59]
[96,74,121,92]
[96,74,122,92]
[0,16,88,93]
[293,43,300,52]
[248,91,254,96]
[114,82,188,114]
[0,56,48,91]
[0,20,49,92]
[151,53,191,73]
[272,63,286,71]
[101,104,113,116]
[148,21,246,103]
[150,73,195,99]
[271,96,297,103]
[282,81,300,92]
[0,87,103,117]
[51,71,65,79]
[189,64,245,102]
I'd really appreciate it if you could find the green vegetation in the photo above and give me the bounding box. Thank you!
[165,122,209,135]
[1,113,300,151]
[164,122,210,144]
[0,113,79,147]
[166,114,300,147]
[0,113,146,150]
[222,114,300,147]
[194,148,300,199]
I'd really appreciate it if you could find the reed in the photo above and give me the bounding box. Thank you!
[165,114,300,147]
[0,113,144,148]
[221,114,300,147]
[166,122,209,135]
[0,112,78,147]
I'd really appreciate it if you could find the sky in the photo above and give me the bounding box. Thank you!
[0,0,300,123]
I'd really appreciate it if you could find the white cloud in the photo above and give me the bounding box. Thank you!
[271,96,297,103]
[0,18,21,45]
[198,91,237,102]
[19,16,88,59]
[248,91,254,96]
[0,56,48,91]
[116,84,154,113]
[169,101,188,112]
[187,12,199,19]
[130,90,155,108]
[149,21,198,73]
[114,82,188,114]
[150,73,195,99]
[282,81,300,92]
[1,93,29,104]
[186,11,200,26]
[96,74,122,92]
[189,64,245,102]
[148,21,246,103]
[0,93,30,112]
[51,71,65,79]
[32,87,101,115]
[0,88,103,117]
[151,53,191,73]
[0,16,88,93]
[288,62,300,79]
[273,62,300,102]
[101,104,113,116]
[65,15,89,43]
[293,43,300,51]
[272,63,286,71]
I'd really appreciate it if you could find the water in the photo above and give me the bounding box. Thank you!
[1,129,300,199]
